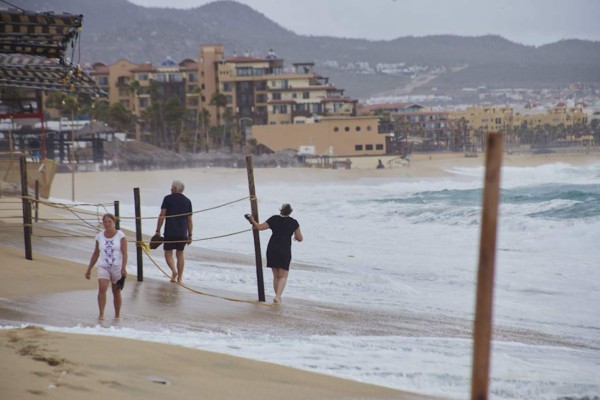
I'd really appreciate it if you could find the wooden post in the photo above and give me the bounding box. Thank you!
[34,179,39,222]
[20,156,32,260]
[114,200,120,230]
[471,132,503,400]
[246,155,265,302]
[133,188,143,281]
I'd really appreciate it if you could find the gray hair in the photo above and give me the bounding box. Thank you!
[172,180,185,193]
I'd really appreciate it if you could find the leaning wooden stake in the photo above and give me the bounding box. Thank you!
[246,155,266,302]
[20,156,32,260]
[471,132,503,400]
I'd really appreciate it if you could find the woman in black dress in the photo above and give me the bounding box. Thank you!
[247,204,303,304]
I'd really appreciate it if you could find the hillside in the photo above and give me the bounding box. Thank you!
[14,0,600,99]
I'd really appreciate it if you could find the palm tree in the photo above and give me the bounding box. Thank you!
[128,80,141,139]
[209,91,228,150]
[200,108,211,152]
[106,103,135,133]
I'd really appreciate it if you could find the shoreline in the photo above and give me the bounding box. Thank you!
[2,151,599,399]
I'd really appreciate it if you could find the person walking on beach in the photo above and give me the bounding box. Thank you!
[246,203,303,304]
[85,213,128,320]
[155,180,193,284]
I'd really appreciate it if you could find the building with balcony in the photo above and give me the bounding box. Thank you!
[85,44,384,154]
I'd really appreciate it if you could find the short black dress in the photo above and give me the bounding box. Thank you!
[265,215,299,270]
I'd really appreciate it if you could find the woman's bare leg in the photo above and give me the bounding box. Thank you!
[97,279,110,320]
[112,283,122,318]
[272,268,289,304]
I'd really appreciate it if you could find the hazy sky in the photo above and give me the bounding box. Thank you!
[127,0,600,46]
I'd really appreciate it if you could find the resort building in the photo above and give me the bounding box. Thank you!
[513,102,588,128]
[451,105,515,144]
[83,44,387,155]
[361,102,455,153]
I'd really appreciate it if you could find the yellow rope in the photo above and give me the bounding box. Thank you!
[140,246,272,306]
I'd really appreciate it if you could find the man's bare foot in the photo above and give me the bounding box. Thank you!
[98,315,105,320]
[273,297,282,304]
[170,272,178,282]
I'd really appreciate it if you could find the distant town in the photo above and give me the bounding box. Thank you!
[2,42,600,170]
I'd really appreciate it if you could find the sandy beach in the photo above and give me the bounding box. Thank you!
[1,151,599,399]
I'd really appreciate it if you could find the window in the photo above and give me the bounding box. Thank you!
[366,144,373,150]
[356,126,361,132]
[344,126,350,132]
[223,82,232,92]
[367,126,372,131]
[334,127,339,132]
[355,145,363,151]
[272,104,288,114]
[376,144,384,150]
[303,92,310,99]
[272,93,281,100]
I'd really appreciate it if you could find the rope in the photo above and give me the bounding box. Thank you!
[143,228,252,245]
[194,196,250,214]
[118,195,251,221]
[140,246,272,307]
[32,233,95,238]
[23,196,114,208]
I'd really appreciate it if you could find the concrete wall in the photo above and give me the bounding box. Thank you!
[252,117,387,157]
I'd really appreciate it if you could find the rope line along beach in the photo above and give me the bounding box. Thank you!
[141,246,272,306]
[3,193,266,304]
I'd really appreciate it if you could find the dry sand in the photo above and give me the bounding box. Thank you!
[2,151,598,399]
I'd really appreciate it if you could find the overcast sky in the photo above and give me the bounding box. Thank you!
[127,0,600,46]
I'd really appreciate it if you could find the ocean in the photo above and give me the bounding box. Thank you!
[5,161,600,399]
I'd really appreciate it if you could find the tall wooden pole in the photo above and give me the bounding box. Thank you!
[133,188,143,281]
[471,132,503,400]
[246,155,265,302]
[20,156,32,260]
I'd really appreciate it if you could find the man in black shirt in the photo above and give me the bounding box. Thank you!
[155,180,193,284]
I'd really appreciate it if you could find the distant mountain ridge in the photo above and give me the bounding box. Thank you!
[14,0,600,99]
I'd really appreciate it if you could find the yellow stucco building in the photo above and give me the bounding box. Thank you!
[252,116,387,157]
